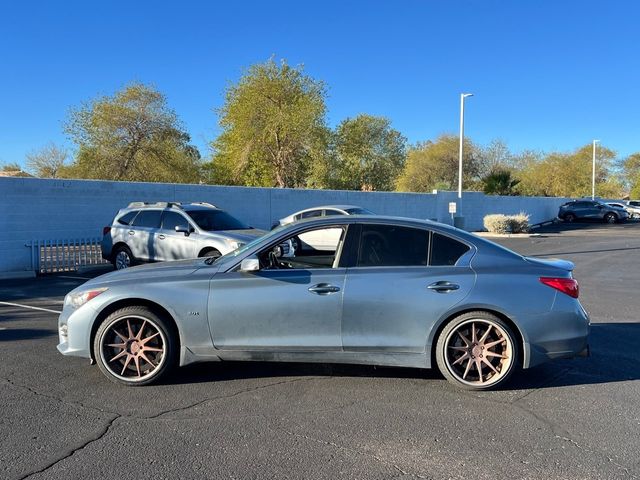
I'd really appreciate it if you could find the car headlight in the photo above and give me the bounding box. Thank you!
[226,240,244,250]
[64,287,108,309]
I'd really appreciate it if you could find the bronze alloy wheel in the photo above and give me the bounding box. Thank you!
[95,307,176,386]
[436,312,519,390]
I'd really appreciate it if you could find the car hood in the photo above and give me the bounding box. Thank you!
[87,258,207,285]
[203,229,266,243]
[524,256,574,272]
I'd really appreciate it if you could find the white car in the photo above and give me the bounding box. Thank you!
[608,202,640,219]
[274,205,374,252]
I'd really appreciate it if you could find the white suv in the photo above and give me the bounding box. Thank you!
[102,202,267,270]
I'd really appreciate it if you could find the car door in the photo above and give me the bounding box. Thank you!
[207,224,350,350]
[341,224,475,353]
[154,210,197,261]
[128,209,162,261]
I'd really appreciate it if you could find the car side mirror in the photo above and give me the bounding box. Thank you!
[240,256,260,272]
[175,225,194,236]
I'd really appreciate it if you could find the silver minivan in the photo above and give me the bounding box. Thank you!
[101,202,266,269]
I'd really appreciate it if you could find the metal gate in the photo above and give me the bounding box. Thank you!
[26,238,110,273]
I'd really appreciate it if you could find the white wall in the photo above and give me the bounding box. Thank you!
[0,177,571,276]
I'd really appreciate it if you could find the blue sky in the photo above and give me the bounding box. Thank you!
[1,0,638,167]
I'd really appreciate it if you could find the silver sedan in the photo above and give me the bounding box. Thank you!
[57,216,590,390]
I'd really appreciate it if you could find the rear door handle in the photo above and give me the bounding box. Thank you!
[158,234,166,240]
[128,230,135,236]
[308,283,341,295]
[427,281,460,293]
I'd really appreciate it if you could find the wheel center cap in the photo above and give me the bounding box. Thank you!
[128,341,141,354]
[472,345,482,357]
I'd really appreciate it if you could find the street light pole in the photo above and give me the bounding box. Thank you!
[592,139,600,200]
[458,93,473,200]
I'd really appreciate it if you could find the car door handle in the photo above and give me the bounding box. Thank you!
[427,281,460,293]
[128,230,135,236]
[158,234,166,240]
[308,283,341,295]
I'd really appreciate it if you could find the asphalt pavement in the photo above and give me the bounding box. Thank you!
[1,222,639,480]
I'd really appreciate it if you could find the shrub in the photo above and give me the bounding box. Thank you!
[483,214,511,234]
[483,212,530,234]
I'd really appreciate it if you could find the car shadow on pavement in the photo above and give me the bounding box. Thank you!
[164,322,640,390]
[0,328,56,342]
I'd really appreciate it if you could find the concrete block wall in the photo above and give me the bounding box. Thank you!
[0,177,570,277]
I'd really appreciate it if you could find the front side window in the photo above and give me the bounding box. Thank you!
[430,233,470,266]
[186,210,249,231]
[323,209,343,216]
[300,210,322,219]
[357,225,429,267]
[132,210,162,228]
[345,207,374,215]
[258,226,347,270]
[162,211,190,231]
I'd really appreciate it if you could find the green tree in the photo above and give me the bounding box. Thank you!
[396,135,480,192]
[209,58,329,188]
[64,82,202,183]
[477,139,514,178]
[0,162,31,177]
[25,143,68,178]
[482,168,520,195]
[320,115,406,191]
[516,144,619,197]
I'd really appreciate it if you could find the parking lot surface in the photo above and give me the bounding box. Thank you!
[1,222,639,479]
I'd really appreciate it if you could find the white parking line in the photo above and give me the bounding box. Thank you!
[0,301,62,314]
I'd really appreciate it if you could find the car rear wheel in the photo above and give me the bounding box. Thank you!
[564,213,576,223]
[436,312,519,390]
[94,306,177,386]
[113,245,134,270]
[604,213,617,224]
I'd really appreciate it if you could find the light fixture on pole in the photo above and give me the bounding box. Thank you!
[592,139,600,200]
[458,93,473,200]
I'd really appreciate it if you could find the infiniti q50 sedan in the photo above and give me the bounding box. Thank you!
[57,216,589,390]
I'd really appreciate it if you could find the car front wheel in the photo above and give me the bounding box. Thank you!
[436,312,519,390]
[94,306,177,386]
[564,213,576,223]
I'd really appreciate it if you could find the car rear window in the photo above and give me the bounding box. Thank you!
[357,225,429,267]
[132,210,162,228]
[430,233,470,266]
[117,211,138,225]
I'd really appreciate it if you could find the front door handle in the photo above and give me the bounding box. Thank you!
[158,234,166,240]
[427,281,460,293]
[308,283,341,295]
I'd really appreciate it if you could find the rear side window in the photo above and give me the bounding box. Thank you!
[132,210,162,228]
[357,225,429,267]
[301,210,322,219]
[162,211,189,230]
[117,211,138,225]
[430,233,470,266]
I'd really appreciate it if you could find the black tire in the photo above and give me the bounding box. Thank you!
[112,245,135,270]
[604,213,617,224]
[564,213,576,223]
[94,306,177,386]
[435,311,519,391]
[200,248,221,259]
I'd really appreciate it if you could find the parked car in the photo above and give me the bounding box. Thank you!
[558,200,628,223]
[101,202,268,270]
[608,202,640,219]
[60,215,589,390]
[624,201,640,219]
[273,205,374,252]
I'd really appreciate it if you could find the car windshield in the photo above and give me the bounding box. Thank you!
[205,223,289,265]
[345,207,374,215]
[186,210,249,231]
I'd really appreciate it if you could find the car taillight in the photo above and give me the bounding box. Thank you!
[102,226,111,236]
[539,277,579,298]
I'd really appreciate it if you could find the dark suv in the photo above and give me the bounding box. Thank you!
[558,200,629,224]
